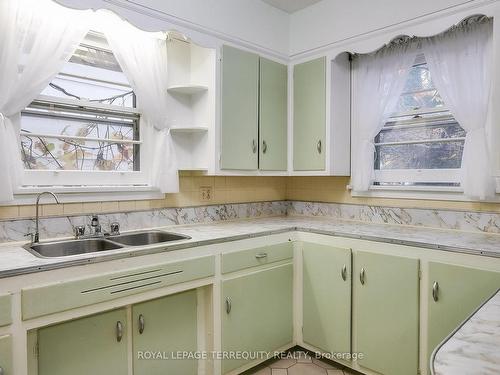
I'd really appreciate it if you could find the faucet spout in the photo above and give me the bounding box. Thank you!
[34,191,60,243]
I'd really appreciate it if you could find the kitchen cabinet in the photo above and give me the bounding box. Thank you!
[427,262,500,362]
[293,57,326,171]
[220,45,288,171]
[38,308,128,375]
[132,290,198,375]
[259,57,288,171]
[220,45,259,170]
[221,263,293,373]
[302,243,351,354]
[353,251,419,375]
[0,335,12,375]
[0,294,11,327]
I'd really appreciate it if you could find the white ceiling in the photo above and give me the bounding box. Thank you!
[260,0,323,13]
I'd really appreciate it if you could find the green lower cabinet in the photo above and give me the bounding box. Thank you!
[0,335,12,375]
[354,251,419,375]
[132,290,198,375]
[427,262,500,364]
[38,308,128,375]
[303,243,351,354]
[222,263,293,374]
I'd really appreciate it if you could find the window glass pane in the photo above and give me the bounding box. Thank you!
[376,122,466,143]
[395,90,445,112]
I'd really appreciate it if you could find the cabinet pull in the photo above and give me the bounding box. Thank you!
[225,297,232,314]
[341,264,347,281]
[432,281,439,302]
[138,314,145,334]
[255,252,268,259]
[262,140,267,154]
[0,366,3,375]
[252,139,257,153]
[360,268,365,285]
[317,140,322,154]
[116,321,124,342]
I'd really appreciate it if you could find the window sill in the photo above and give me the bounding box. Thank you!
[10,185,164,205]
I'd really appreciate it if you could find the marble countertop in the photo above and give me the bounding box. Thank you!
[1,215,500,278]
[432,289,500,375]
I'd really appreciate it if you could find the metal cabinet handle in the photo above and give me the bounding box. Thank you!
[317,140,322,154]
[225,297,232,314]
[116,321,123,342]
[0,366,4,375]
[252,139,257,153]
[432,281,439,302]
[138,314,145,334]
[262,140,267,154]
[341,264,347,281]
[360,268,365,285]
[255,253,268,259]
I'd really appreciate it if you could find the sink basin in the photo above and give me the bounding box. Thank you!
[107,230,190,247]
[25,238,123,258]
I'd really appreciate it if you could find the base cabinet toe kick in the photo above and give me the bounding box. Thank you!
[2,234,500,375]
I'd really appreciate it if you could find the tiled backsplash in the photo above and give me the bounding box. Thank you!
[1,200,500,243]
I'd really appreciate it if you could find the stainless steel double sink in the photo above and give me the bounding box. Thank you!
[24,230,191,258]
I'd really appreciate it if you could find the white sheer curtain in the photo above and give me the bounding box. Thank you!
[101,11,179,193]
[423,19,494,200]
[351,42,417,191]
[0,0,90,202]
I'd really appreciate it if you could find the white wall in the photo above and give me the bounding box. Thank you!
[289,0,488,56]
[56,0,290,57]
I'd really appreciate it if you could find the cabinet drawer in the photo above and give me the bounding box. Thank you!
[0,335,12,375]
[22,255,215,320]
[0,294,12,327]
[222,242,293,274]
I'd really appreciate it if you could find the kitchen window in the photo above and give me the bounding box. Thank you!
[19,31,148,189]
[373,54,465,189]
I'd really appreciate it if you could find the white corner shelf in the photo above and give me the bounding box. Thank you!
[170,126,209,134]
[167,84,209,95]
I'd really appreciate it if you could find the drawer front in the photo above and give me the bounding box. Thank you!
[222,242,293,274]
[22,256,215,320]
[0,335,12,375]
[0,294,12,327]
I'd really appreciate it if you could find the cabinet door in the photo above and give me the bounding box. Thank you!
[38,309,128,375]
[132,290,198,375]
[303,243,351,354]
[354,251,419,375]
[221,45,259,170]
[222,263,293,374]
[427,262,500,362]
[0,335,12,375]
[259,57,287,171]
[293,57,326,171]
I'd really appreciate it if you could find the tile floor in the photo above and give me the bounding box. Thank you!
[247,351,355,375]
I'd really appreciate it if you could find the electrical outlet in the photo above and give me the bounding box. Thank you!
[199,186,212,202]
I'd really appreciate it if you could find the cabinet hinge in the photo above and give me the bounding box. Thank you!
[418,269,422,280]
[34,341,39,358]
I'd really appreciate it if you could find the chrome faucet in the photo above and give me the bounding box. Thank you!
[34,191,60,243]
[89,214,102,237]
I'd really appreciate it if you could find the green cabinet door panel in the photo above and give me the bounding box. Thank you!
[38,308,128,375]
[427,262,500,364]
[0,335,12,375]
[303,243,351,354]
[222,263,293,374]
[293,57,326,171]
[354,251,419,375]
[259,57,288,171]
[133,290,198,375]
[0,294,12,327]
[221,45,259,170]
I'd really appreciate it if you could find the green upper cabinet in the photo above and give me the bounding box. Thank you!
[427,262,500,364]
[259,57,287,171]
[303,243,351,355]
[353,251,419,375]
[293,57,326,171]
[222,263,293,374]
[0,335,12,375]
[0,294,12,327]
[132,290,198,375]
[37,308,128,375]
[221,45,259,170]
